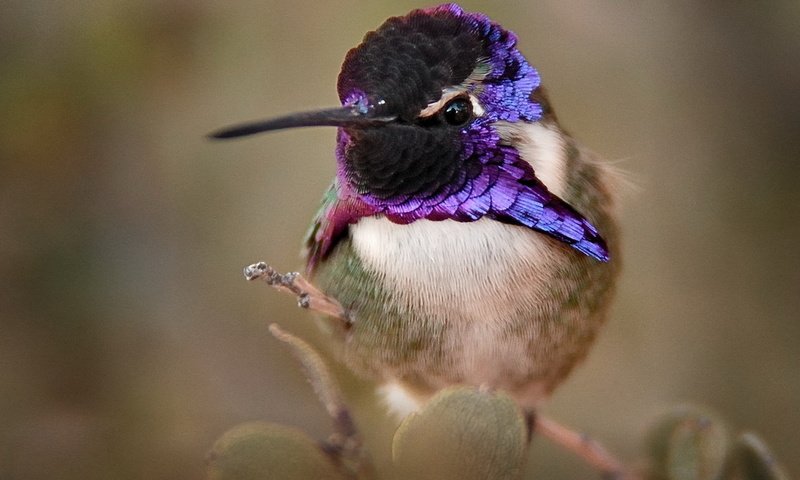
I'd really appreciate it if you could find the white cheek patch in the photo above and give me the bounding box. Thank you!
[496,122,568,198]
[517,123,568,198]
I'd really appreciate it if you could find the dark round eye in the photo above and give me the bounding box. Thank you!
[442,97,473,126]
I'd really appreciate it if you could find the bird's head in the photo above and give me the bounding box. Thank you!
[331,3,551,218]
[213,4,545,213]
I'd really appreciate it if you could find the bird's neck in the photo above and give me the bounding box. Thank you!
[499,120,617,233]
[499,120,572,199]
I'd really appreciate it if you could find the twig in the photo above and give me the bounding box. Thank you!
[244,262,351,329]
[534,415,638,480]
[269,324,374,479]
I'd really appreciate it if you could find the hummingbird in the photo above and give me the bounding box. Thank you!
[212,4,619,417]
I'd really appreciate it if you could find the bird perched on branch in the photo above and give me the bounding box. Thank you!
[213,3,620,418]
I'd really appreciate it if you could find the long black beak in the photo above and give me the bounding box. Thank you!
[208,104,396,139]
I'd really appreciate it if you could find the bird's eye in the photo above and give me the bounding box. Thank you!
[442,97,473,126]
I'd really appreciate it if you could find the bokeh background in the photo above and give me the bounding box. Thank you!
[2,1,798,478]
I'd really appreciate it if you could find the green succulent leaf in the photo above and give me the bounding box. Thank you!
[719,432,790,480]
[647,406,729,480]
[391,387,527,480]
[206,422,347,480]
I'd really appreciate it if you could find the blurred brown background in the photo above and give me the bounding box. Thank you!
[1,1,798,478]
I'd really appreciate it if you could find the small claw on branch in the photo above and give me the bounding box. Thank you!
[244,262,352,329]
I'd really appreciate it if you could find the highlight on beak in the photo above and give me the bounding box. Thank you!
[208,104,396,139]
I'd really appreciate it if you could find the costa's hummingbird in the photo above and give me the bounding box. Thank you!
[212,4,619,417]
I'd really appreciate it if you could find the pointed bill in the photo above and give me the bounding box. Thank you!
[208,105,395,139]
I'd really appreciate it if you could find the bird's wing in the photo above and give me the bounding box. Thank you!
[303,179,376,273]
